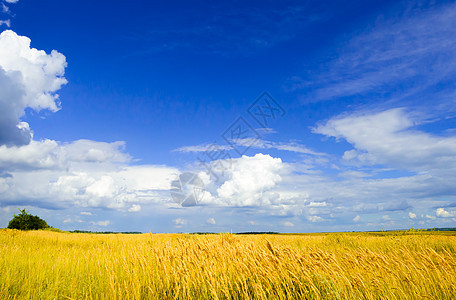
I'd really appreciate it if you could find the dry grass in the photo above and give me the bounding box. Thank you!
[1,229,456,299]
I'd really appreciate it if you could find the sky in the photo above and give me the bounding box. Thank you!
[0,0,456,233]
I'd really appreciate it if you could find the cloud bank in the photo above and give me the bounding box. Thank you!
[314,108,456,172]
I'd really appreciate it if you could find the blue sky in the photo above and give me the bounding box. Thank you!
[1,0,455,232]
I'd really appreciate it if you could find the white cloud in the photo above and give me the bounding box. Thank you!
[0,20,10,27]
[382,215,391,221]
[116,165,178,191]
[282,221,294,227]
[0,30,67,146]
[177,146,456,227]
[314,109,456,172]
[0,159,178,211]
[174,218,187,225]
[86,176,118,198]
[206,218,216,224]
[200,153,283,207]
[308,201,326,207]
[80,211,92,216]
[409,212,417,219]
[0,117,178,211]
[307,215,323,222]
[90,220,110,227]
[173,144,456,227]
[0,139,131,172]
[173,218,187,228]
[128,204,141,212]
[45,165,177,209]
[174,139,323,156]
[353,215,360,222]
[436,208,454,218]
[5,0,19,4]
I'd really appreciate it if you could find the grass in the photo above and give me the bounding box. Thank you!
[1,229,456,299]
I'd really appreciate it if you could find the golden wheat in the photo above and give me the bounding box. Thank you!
[0,229,455,299]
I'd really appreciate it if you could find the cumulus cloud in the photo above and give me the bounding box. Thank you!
[178,138,456,228]
[436,208,454,218]
[206,218,216,224]
[409,212,417,219]
[307,215,323,222]
[174,218,187,225]
[173,218,187,228]
[200,153,283,207]
[0,30,67,146]
[48,165,177,209]
[0,143,178,211]
[0,139,131,172]
[5,1,19,4]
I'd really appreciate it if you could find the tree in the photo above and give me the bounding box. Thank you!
[7,209,49,230]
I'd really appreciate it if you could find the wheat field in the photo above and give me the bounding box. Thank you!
[0,229,455,299]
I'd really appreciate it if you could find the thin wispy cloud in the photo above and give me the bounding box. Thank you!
[90,220,110,227]
[2,4,9,13]
[1,0,18,27]
[173,143,232,153]
[291,1,456,114]
[174,139,324,156]
[0,19,9,27]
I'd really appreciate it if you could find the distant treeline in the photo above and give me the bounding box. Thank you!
[236,232,279,235]
[61,228,456,235]
[426,227,456,231]
[71,230,142,234]
[189,232,280,235]
[68,231,280,235]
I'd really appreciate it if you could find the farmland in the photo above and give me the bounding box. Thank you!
[1,229,456,299]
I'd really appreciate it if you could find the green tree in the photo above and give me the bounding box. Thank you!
[7,209,49,230]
